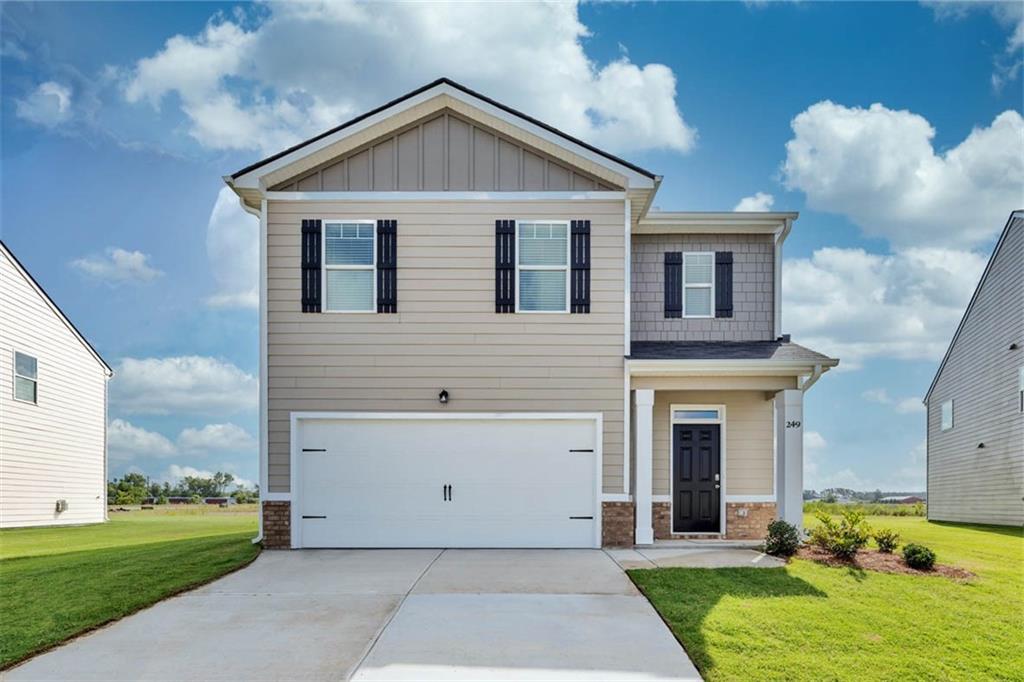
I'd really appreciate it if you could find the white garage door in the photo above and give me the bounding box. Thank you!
[293,414,600,549]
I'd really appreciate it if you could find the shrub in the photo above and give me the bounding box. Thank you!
[156,495,169,505]
[873,528,901,553]
[188,494,203,505]
[808,510,872,559]
[763,520,801,557]
[902,543,936,570]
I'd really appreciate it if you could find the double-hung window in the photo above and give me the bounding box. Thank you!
[517,221,569,313]
[324,221,375,312]
[683,252,714,317]
[13,351,38,404]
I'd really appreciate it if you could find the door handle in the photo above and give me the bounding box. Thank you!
[442,484,448,501]
[449,484,453,502]
[714,484,721,489]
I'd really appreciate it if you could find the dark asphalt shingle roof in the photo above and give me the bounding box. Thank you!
[628,341,837,364]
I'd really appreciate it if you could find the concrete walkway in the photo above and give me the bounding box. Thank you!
[7,549,701,682]
[607,547,786,570]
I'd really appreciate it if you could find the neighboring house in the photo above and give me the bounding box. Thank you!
[924,211,1023,528]
[224,78,838,549]
[0,241,113,528]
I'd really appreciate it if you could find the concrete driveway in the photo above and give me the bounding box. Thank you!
[7,549,700,681]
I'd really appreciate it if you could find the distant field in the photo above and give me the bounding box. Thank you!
[0,505,259,668]
[631,516,1023,680]
[804,500,926,517]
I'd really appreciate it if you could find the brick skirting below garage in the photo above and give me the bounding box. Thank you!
[602,501,635,547]
[262,501,291,549]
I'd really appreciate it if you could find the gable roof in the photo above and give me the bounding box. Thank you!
[0,241,113,376]
[924,209,1023,403]
[228,77,657,190]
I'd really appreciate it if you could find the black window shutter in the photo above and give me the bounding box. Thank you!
[664,252,682,318]
[301,219,322,313]
[570,220,591,314]
[715,251,733,318]
[377,219,397,313]
[495,219,516,313]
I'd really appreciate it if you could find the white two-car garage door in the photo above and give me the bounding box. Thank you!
[292,413,601,549]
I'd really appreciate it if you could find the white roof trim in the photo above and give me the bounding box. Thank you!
[637,211,799,234]
[265,191,626,202]
[0,242,113,375]
[627,358,837,377]
[924,210,1022,403]
[230,82,655,192]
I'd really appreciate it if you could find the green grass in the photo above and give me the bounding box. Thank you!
[629,516,1024,681]
[0,507,259,669]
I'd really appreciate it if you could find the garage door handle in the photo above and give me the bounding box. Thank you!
[448,484,453,502]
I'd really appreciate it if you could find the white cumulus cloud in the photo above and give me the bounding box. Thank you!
[110,356,257,415]
[177,423,256,454]
[15,81,72,127]
[782,102,1024,249]
[783,246,988,368]
[205,187,258,309]
[861,388,926,414]
[122,2,696,155]
[71,248,163,284]
[734,192,775,212]
[108,419,177,461]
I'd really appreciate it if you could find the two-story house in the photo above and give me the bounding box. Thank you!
[224,78,837,549]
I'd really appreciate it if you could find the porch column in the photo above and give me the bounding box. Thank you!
[634,389,655,545]
[775,389,804,531]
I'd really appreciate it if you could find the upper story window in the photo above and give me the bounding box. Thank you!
[683,252,714,318]
[324,221,375,312]
[941,399,954,431]
[518,221,569,313]
[13,351,38,404]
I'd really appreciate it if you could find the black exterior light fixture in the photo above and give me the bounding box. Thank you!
[438,389,449,405]
[1010,343,1019,350]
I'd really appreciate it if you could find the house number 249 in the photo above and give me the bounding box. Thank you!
[786,420,802,429]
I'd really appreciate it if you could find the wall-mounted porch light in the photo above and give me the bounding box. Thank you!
[438,389,449,405]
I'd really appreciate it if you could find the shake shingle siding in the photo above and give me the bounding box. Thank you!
[266,199,626,494]
[631,234,774,342]
[926,217,1023,527]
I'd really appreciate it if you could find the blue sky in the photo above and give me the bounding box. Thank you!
[2,1,1021,492]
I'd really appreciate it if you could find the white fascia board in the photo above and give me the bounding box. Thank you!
[639,211,798,230]
[627,358,837,377]
[264,191,626,202]
[231,83,655,191]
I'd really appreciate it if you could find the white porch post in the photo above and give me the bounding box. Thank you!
[775,389,805,531]
[634,389,655,545]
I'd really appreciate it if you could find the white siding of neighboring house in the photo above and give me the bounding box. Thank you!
[0,248,109,528]
[926,216,1024,527]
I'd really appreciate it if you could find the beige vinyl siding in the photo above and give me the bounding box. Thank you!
[0,250,107,528]
[651,390,774,497]
[267,199,626,493]
[927,217,1023,527]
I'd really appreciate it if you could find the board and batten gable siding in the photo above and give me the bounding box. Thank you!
[927,217,1023,527]
[266,199,626,494]
[631,233,774,342]
[271,111,618,193]
[0,250,107,528]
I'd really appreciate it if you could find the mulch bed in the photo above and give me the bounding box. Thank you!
[796,545,976,581]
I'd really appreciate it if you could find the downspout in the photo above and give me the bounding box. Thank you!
[237,194,266,545]
[773,218,793,339]
[799,364,824,392]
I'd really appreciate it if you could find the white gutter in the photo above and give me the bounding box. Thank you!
[627,358,837,377]
[798,363,824,392]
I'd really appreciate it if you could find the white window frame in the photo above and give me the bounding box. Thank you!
[941,399,954,431]
[13,350,38,405]
[515,219,570,314]
[322,219,377,314]
[682,251,715,319]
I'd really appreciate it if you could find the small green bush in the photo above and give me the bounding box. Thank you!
[156,495,169,505]
[188,494,203,505]
[763,520,801,557]
[874,528,901,553]
[902,543,936,570]
[808,510,872,559]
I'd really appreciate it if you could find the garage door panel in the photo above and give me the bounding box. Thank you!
[295,415,599,548]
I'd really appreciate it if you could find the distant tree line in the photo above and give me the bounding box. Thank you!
[803,488,926,503]
[108,472,259,505]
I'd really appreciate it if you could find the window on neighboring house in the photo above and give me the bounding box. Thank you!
[517,221,569,313]
[683,252,714,318]
[1019,367,1023,413]
[13,351,37,404]
[941,399,954,431]
[324,221,375,312]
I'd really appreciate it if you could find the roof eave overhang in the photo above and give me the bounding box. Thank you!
[636,211,799,235]
[227,80,656,196]
[627,358,838,377]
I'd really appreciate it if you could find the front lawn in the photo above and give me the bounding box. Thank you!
[629,516,1024,680]
[0,506,259,669]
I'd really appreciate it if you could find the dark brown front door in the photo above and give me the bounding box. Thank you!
[672,423,721,533]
